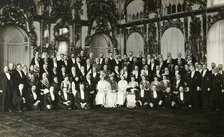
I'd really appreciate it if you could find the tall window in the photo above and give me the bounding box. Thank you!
[161,27,185,59]
[126,32,145,56]
[207,20,224,69]
[127,0,145,22]
[161,0,185,15]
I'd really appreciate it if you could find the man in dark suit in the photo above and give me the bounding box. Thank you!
[171,65,183,82]
[63,54,72,74]
[148,58,157,81]
[158,57,167,73]
[186,55,196,66]
[201,64,212,111]
[68,53,76,67]
[136,83,149,108]
[12,64,27,92]
[114,54,122,71]
[75,57,82,75]
[165,53,175,71]
[8,63,16,75]
[86,59,92,75]
[188,65,202,109]
[137,51,144,63]
[149,58,157,74]
[12,84,27,112]
[108,52,115,71]
[58,66,68,84]
[128,51,134,63]
[175,52,186,66]
[26,85,42,111]
[218,64,224,110]
[99,53,105,70]
[74,83,90,109]
[79,50,86,66]
[84,74,96,108]
[57,54,65,72]
[30,51,41,68]
[40,52,54,71]
[0,66,13,112]
[40,64,53,82]
[172,74,190,109]
[210,67,224,111]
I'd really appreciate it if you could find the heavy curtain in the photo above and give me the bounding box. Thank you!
[161,27,185,59]
[207,20,224,68]
[126,32,144,56]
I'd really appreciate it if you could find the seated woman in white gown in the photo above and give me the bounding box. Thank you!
[105,73,118,108]
[95,71,111,107]
[126,75,139,108]
[116,75,128,107]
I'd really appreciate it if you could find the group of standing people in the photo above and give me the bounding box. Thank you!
[0,50,224,112]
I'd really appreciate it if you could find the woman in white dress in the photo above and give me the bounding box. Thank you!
[116,75,128,107]
[105,73,117,108]
[126,75,139,108]
[95,71,111,107]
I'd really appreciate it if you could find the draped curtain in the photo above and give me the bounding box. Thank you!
[161,27,185,59]
[126,32,144,56]
[207,20,224,68]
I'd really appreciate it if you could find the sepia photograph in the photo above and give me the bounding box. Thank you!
[0,0,223,137]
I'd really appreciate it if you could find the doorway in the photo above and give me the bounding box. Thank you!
[0,26,31,70]
[90,33,113,58]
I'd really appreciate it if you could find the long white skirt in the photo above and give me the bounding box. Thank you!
[95,91,106,106]
[105,91,117,108]
[126,94,136,108]
[116,91,126,105]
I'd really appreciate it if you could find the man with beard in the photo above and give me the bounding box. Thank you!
[0,66,13,112]
[84,74,96,108]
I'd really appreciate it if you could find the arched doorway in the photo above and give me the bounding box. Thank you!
[126,32,145,56]
[161,27,185,59]
[0,26,31,70]
[207,20,224,68]
[90,33,113,58]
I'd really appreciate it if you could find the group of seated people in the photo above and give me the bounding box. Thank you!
[0,50,224,112]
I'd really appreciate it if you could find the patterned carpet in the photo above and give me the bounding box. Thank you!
[0,108,223,137]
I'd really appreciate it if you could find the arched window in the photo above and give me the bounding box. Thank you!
[207,20,224,68]
[127,0,144,22]
[0,26,31,68]
[90,33,113,58]
[126,32,144,56]
[161,0,185,15]
[161,27,185,59]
